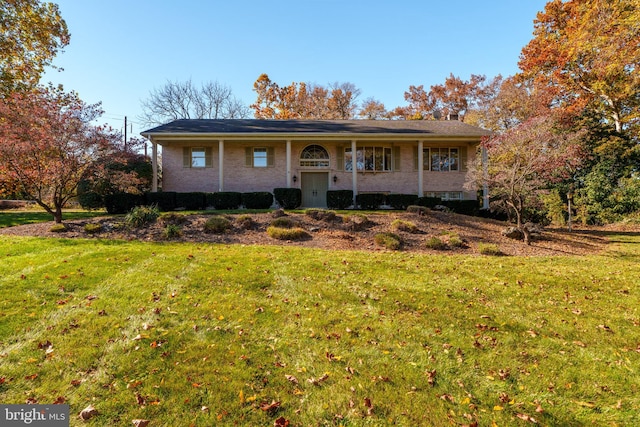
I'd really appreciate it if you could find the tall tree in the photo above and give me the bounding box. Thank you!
[0,85,124,223]
[139,79,249,126]
[0,0,69,94]
[399,74,494,121]
[251,74,361,119]
[518,0,640,135]
[465,114,586,242]
[358,97,387,119]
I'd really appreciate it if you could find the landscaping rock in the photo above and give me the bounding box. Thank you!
[502,226,524,240]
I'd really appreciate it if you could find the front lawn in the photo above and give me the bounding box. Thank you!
[0,209,107,228]
[0,234,639,426]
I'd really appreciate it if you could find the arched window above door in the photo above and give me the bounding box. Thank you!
[300,144,330,168]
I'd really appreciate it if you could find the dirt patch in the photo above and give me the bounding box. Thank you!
[0,210,619,256]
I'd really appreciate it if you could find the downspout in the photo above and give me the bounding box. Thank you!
[351,140,357,206]
[218,139,224,192]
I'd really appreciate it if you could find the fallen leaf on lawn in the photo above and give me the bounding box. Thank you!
[527,330,538,337]
[274,416,290,427]
[535,404,544,413]
[132,334,149,341]
[285,375,298,385]
[37,340,52,350]
[493,405,503,411]
[24,373,38,380]
[79,405,98,420]
[573,341,587,348]
[364,397,373,416]
[53,396,66,404]
[516,413,537,423]
[426,369,436,386]
[260,400,281,412]
[598,324,613,333]
[440,394,454,403]
[135,393,145,406]
[132,420,149,427]
[573,400,596,408]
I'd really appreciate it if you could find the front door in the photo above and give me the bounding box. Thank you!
[301,172,328,208]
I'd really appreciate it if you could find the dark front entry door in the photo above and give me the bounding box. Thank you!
[301,172,328,207]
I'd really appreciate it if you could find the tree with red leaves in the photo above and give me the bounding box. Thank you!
[465,115,586,243]
[0,85,123,223]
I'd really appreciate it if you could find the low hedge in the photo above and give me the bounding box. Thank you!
[145,192,176,212]
[207,192,242,210]
[104,193,144,214]
[327,190,353,210]
[273,188,302,209]
[414,197,442,209]
[386,194,418,210]
[242,192,274,209]
[175,192,206,210]
[356,193,385,210]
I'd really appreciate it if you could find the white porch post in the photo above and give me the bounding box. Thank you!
[482,146,489,209]
[351,140,357,205]
[286,140,292,188]
[417,140,424,197]
[151,141,158,192]
[218,139,224,192]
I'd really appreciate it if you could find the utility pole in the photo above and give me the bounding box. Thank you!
[124,116,127,151]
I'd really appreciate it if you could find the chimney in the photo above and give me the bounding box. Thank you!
[447,112,459,121]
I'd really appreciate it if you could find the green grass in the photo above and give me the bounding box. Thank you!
[0,233,640,426]
[0,210,107,228]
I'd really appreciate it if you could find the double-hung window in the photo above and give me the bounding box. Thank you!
[183,147,212,168]
[245,147,275,168]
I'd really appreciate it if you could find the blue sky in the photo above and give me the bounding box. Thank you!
[43,0,548,137]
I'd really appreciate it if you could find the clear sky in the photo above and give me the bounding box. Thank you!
[42,0,549,137]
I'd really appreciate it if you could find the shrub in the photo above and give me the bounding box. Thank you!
[159,212,188,226]
[374,232,402,250]
[267,226,309,241]
[387,194,418,210]
[447,234,465,248]
[270,217,295,228]
[235,215,255,230]
[203,216,232,234]
[391,219,419,233]
[443,200,480,216]
[273,188,302,209]
[104,193,144,214]
[478,243,503,256]
[207,192,242,210]
[305,208,338,222]
[356,193,385,210]
[145,192,177,212]
[163,224,182,239]
[242,192,273,209]
[425,236,447,250]
[407,205,429,216]
[175,192,206,210]
[327,190,354,209]
[414,197,441,209]
[50,223,67,233]
[78,191,103,210]
[345,213,371,231]
[125,205,160,228]
[84,223,103,234]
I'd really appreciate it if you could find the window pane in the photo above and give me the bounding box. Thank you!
[345,148,353,171]
[431,149,441,171]
[384,148,392,171]
[449,148,459,171]
[253,148,267,167]
[191,148,206,168]
[356,148,365,171]
[364,147,374,171]
[374,147,383,171]
[423,148,430,170]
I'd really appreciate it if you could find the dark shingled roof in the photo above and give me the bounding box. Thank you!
[142,119,492,137]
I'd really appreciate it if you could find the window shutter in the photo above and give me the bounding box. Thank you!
[205,147,213,168]
[183,147,191,168]
[336,146,344,171]
[393,146,401,171]
[267,147,275,167]
[460,146,468,172]
[245,147,252,167]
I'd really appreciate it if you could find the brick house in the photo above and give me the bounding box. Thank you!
[141,119,491,208]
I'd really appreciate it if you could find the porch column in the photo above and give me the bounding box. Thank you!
[417,140,424,197]
[482,146,489,209]
[286,140,292,188]
[151,141,158,192]
[218,139,224,191]
[351,140,357,205]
